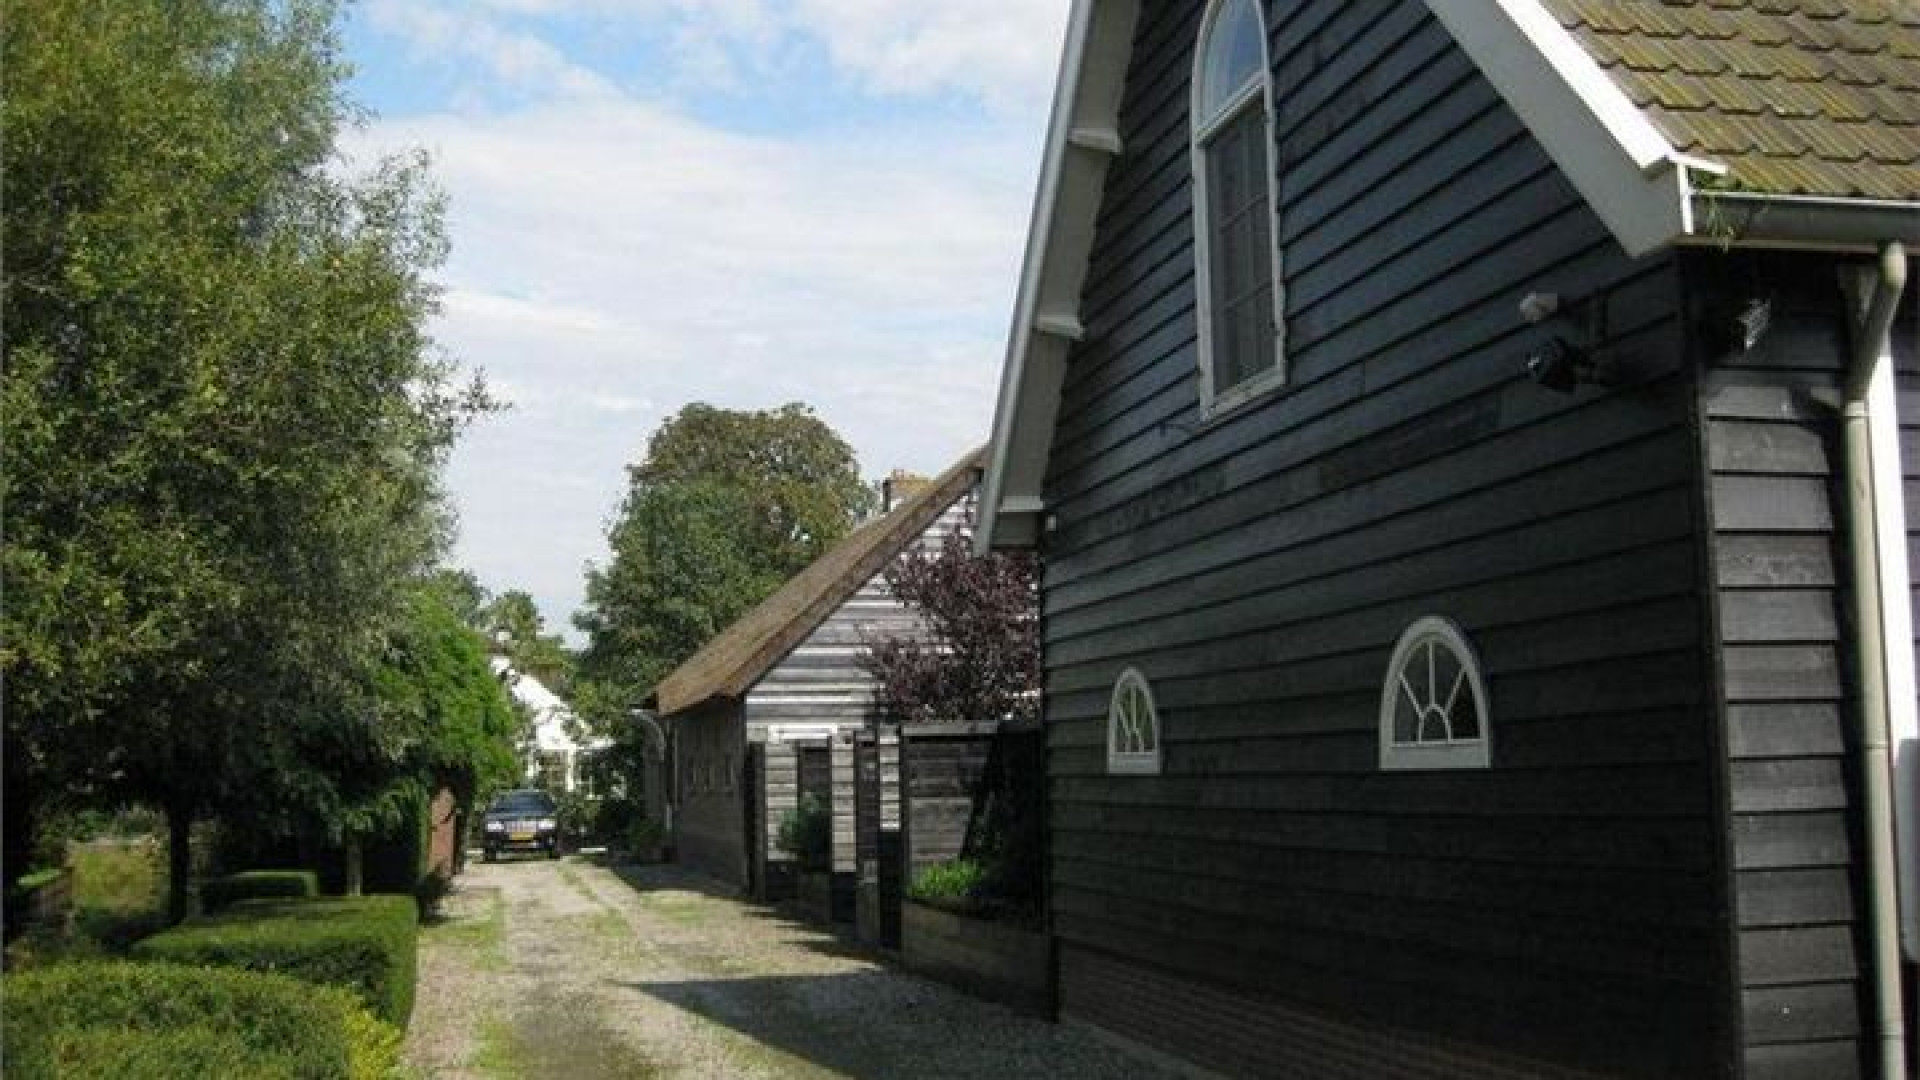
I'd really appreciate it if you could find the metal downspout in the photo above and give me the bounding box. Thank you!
[1842,239,1909,1079]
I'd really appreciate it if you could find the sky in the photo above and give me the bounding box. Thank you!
[338,0,1070,642]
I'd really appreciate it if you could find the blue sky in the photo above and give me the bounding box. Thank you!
[337,1,1069,643]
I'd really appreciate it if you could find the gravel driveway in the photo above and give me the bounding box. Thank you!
[404,857,1179,1079]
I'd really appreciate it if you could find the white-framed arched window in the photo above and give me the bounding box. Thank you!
[1107,667,1162,775]
[1379,616,1492,771]
[1192,0,1285,418]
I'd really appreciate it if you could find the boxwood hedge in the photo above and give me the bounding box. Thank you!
[132,895,418,1026]
[2,961,399,1080]
[199,870,319,911]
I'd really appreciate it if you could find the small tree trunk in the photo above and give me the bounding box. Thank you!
[166,802,193,924]
[343,837,364,896]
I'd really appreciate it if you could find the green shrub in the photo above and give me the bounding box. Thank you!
[775,793,831,869]
[626,816,666,860]
[199,870,319,911]
[908,857,988,904]
[2,961,397,1079]
[131,895,418,1027]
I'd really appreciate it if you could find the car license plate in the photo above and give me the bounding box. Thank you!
[510,830,533,842]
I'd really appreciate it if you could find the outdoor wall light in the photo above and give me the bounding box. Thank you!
[1700,296,1774,358]
[1526,336,1598,394]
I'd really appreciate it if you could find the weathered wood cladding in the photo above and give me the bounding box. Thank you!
[673,700,747,890]
[1038,4,1723,1076]
[742,496,973,736]
[854,730,904,947]
[738,495,973,888]
[901,725,1000,875]
[758,739,798,898]
[1691,248,1919,1080]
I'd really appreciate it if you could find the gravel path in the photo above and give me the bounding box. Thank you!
[404,856,1179,1079]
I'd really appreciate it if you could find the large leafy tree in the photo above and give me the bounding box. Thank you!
[574,403,873,712]
[1,0,481,916]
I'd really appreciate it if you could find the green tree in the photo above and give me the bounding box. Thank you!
[331,585,519,890]
[482,589,575,696]
[1,0,481,917]
[573,404,872,715]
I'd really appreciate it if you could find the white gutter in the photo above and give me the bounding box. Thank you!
[1841,240,1910,1080]
[1691,192,1920,254]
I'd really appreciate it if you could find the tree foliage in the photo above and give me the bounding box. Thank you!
[0,0,483,913]
[574,403,872,709]
[480,590,575,697]
[858,514,1040,726]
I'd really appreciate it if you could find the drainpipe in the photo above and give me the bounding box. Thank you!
[1841,239,1908,1080]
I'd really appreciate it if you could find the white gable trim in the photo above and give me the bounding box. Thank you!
[978,0,1139,553]
[1426,0,1724,258]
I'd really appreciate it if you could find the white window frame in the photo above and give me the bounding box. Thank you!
[1107,667,1164,775]
[1379,616,1492,771]
[1192,0,1288,420]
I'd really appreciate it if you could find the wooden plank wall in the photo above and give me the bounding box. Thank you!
[1038,3,1725,1076]
[902,726,996,875]
[743,494,972,892]
[1692,248,1916,1080]
[762,739,798,871]
[743,494,973,738]
[672,701,747,889]
[831,736,857,874]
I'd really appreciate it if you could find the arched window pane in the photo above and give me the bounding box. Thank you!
[1379,617,1491,771]
[1108,668,1163,775]
[1199,0,1265,121]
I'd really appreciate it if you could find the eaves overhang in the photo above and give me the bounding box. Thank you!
[977,0,1140,553]
[1432,0,1917,259]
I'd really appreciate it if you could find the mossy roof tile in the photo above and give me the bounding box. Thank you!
[1540,0,1920,200]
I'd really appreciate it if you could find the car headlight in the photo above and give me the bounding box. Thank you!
[485,821,505,832]
[536,818,557,831]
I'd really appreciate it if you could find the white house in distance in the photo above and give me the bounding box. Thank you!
[490,658,609,795]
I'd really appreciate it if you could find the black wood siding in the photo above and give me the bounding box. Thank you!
[1039,4,1726,1075]
[1691,248,1919,1080]
[674,700,747,890]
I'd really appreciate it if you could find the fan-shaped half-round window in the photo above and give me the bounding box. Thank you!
[1379,617,1491,771]
[1107,668,1162,775]
[1192,0,1285,417]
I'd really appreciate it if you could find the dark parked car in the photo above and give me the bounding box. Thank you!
[481,789,560,861]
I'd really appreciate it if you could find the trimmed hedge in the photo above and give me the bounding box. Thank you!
[132,895,418,1026]
[2,961,399,1080]
[200,870,319,911]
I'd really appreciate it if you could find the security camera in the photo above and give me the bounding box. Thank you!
[1526,336,1590,394]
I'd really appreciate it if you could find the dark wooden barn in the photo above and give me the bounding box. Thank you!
[976,2,1919,1077]
[650,450,981,898]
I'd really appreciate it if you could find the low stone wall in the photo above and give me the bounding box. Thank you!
[901,900,1050,1017]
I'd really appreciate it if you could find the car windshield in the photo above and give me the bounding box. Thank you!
[488,791,555,815]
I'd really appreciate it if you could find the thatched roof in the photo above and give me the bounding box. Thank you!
[650,447,984,717]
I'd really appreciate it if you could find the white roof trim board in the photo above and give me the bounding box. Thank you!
[976,0,1917,550]
[978,0,1140,554]
[1427,0,1728,259]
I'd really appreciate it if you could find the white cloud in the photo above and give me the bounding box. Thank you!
[348,2,1064,638]
[791,0,1069,109]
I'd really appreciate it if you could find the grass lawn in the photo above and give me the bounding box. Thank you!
[9,838,170,966]
[70,839,166,917]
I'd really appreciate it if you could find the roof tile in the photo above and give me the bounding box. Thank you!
[1539,0,1920,200]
